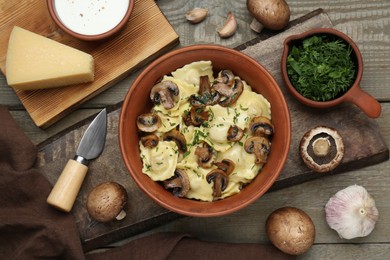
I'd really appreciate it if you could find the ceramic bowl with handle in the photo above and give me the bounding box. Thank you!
[281,27,381,118]
[119,45,291,217]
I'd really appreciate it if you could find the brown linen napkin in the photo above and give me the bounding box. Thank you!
[0,106,85,260]
[0,106,295,260]
[86,232,295,260]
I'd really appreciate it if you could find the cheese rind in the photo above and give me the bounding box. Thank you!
[5,26,94,90]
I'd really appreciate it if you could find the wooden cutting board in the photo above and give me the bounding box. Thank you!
[37,10,389,251]
[0,0,179,128]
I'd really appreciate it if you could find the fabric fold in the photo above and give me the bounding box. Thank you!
[0,106,295,260]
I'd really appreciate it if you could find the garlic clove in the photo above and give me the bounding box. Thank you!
[325,185,379,239]
[217,11,237,38]
[185,8,208,24]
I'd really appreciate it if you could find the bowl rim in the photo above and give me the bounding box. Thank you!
[46,0,134,41]
[119,44,291,217]
[281,27,364,108]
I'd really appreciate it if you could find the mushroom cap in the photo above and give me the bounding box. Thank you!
[244,136,271,164]
[163,169,190,197]
[299,126,344,173]
[137,113,160,133]
[266,207,316,255]
[213,78,244,107]
[150,81,179,110]
[163,129,188,153]
[249,116,274,136]
[227,125,244,142]
[247,0,290,30]
[86,182,128,222]
[195,141,216,168]
[206,169,229,198]
[141,134,159,148]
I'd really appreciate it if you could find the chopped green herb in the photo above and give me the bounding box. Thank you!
[233,108,240,124]
[240,104,249,111]
[183,150,191,159]
[191,129,208,146]
[201,122,210,128]
[208,108,215,121]
[287,35,356,101]
[145,164,152,171]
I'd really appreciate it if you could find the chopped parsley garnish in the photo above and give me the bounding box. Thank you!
[287,35,356,101]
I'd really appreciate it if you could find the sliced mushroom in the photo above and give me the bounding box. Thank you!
[141,134,159,148]
[189,75,220,107]
[206,169,229,198]
[150,81,179,110]
[249,116,274,137]
[244,136,271,164]
[299,126,344,173]
[213,78,244,107]
[247,0,290,33]
[86,182,128,222]
[189,106,209,126]
[227,125,244,142]
[137,113,161,132]
[195,141,216,168]
[163,129,187,153]
[214,159,235,175]
[214,70,235,87]
[163,169,190,197]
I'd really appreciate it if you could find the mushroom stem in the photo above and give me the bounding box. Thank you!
[115,209,127,221]
[250,18,264,33]
[312,137,331,157]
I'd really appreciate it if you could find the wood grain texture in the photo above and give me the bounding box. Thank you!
[1,0,389,258]
[0,0,179,128]
[37,109,180,251]
[37,10,388,252]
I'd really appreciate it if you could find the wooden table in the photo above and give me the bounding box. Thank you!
[1,1,389,259]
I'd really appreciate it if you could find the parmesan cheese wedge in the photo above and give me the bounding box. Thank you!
[5,26,94,90]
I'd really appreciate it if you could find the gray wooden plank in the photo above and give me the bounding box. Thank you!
[122,161,390,245]
[1,0,389,111]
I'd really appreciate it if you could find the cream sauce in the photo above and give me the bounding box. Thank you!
[54,0,129,35]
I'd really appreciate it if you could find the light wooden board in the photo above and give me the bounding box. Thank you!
[0,0,179,128]
[37,10,388,251]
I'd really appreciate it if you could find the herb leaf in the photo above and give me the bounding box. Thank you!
[287,35,356,101]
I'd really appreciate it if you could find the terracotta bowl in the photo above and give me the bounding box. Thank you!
[281,28,381,118]
[119,45,291,217]
[47,0,134,41]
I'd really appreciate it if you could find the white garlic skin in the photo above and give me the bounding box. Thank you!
[325,184,379,239]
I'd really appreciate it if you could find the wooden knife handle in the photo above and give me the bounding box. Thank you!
[47,159,88,212]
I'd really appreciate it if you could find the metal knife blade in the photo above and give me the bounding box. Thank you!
[75,108,107,162]
[47,108,107,212]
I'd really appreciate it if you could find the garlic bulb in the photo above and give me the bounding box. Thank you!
[325,185,379,239]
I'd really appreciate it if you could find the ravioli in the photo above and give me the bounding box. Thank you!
[138,61,272,202]
[171,60,214,86]
[140,141,178,181]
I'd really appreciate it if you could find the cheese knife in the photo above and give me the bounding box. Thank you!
[47,108,107,212]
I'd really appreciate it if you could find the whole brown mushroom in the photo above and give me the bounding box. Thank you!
[86,182,128,222]
[266,207,315,255]
[299,126,344,173]
[247,0,290,33]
